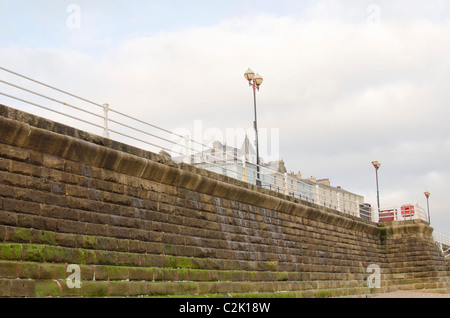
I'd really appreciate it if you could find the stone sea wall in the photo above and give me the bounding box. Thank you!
[0,104,448,297]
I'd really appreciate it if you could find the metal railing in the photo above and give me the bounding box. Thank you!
[433,232,450,258]
[1,65,449,247]
[377,205,449,257]
[377,205,428,223]
[0,66,365,216]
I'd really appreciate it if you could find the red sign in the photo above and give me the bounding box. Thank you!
[379,209,396,222]
[401,205,415,217]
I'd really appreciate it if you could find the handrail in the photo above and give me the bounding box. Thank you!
[433,232,450,258]
[378,204,428,223]
[0,91,105,130]
[0,66,439,225]
[0,66,105,109]
[433,232,450,247]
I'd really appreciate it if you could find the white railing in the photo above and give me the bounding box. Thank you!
[0,65,446,236]
[377,204,428,223]
[433,232,450,258]
[192,159,365,216]
[377,205,449,257]
[0,66,366,217]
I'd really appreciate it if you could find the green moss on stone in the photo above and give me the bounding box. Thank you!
[219,271,232,281]
[106,265,130,281]
[43,246,59,262]
[278,272,289,281]
[95,250,116,265]
[205,258,220,270]
[35,280,63,298]
[0,244,22,260]
[379,226,387,244]
[265,261,278,271]
[73,248,87,265]
[248,271,257,281]
[108,281,130,296]
[83,249,98,264]
[82,281,109,297]
[314,289,332,298]
[38,263,66,280]
[10,227,32,243]
[23,245,45,262]
[165,255,176,268]
[189,269,210,281]
[164,244,172,254]
[176,268,189,281]
[20,261,40,278]
[35,230,57,245]
[81,235,96,249]
[176,256,192,269]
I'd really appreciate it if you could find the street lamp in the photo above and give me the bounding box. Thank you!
[244,68,263,186]
[424,190,430,224]
[372,160,381,214]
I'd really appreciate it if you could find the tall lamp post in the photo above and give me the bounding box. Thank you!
[372,160,381,214]
[424,191,430,224]
[244,68,263,186]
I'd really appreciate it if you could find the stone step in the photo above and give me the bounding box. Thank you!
[0,277,378,298]
[0,239,379,280]
[0,221,383,269]
[0,259,302,283]
[0,259,372,291]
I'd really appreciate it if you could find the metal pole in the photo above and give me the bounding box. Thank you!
[183,135,190,164]
[375,168,380,214]
[242,155,246,182]
[253,84,261,186]
[284,172,289,195]
[103,103,110,138]
[424,191,430,224]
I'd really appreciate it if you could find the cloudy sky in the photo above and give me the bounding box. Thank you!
[1,0,449,235]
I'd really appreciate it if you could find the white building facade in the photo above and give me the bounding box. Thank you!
[175,138,366,217]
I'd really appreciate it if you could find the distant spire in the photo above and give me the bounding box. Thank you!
[239,134,255,162]
[212,140,223,149]
[242,134,250,154]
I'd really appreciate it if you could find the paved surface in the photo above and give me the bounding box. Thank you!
[370,290,450,298]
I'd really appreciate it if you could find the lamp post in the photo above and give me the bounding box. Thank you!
[244,68,263,186]
[424,191,430,224]
[372,160,381,214]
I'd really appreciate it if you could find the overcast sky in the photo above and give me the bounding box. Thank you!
[1,0,449,235]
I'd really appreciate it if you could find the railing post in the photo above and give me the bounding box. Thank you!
[284,172,288,195]
[103,103,110,138]
[183,135,190,164]
[242,155,246,182]
[337,192,341,212]
[315,184,320,205]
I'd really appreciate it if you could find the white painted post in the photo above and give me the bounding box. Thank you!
[284,172,288,195]
[103,103,110,138]
[183,135,190,164]
[337,192,341,212]
[316,184,320,205]
[242,155,246,182]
